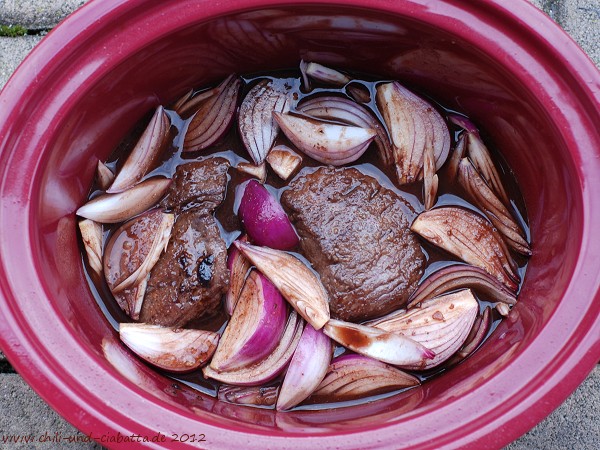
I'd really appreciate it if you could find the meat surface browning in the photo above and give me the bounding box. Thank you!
[140,158,230,326]
[281,166,425,322]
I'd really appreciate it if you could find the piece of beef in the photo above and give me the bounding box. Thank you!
[161,157,230,212]
[281,166,425,322]
[140,158,230,326]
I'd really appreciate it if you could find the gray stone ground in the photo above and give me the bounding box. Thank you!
[0,0,598,449]
[0,0,86,29]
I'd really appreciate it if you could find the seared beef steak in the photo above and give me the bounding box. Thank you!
[140,158,230,326]
[161,157,230,212]
[281,166,425,322]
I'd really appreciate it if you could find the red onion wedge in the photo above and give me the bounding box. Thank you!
[238,179,299,250]
[218,385,279,407]
[76,177,172,224]
[447,306,492,365]
[236,161,267,183]
[460,306,492,357]
[375,81,450,185]
[448,114,480,135]
[423,139,438,210]
[458,158,531,255]
[302,61,351,87]
[323,319,435,369]
[96,160,114,191]
[183,75,241,152]
[119,323,218,373]
[115,274,149,321]
[299,60,311,91]
[447,133,467,180]
[407,264,517,309]
[277,323,333,410]
[273,112,376,165]
[78,219,103,276]
[173,86,219,118]
[266,145,303,181]
[496,302,511,316]
[346,83,371,104]
[411,206,519,291]
[203,310,303,386]
[449,114,509,205]
[297,95,391,162]
[234,241,330,330]
[210,270,288,372]
[107,106,171,193]
[239,79,291,165]
[369,289,479,370]
[311,354,419,401]
[225,235,251,315]
[103,209,174,299]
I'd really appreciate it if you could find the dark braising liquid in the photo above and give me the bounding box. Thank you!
[81,70,530,409]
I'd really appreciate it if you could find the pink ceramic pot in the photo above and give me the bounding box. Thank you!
[1,0,599,448]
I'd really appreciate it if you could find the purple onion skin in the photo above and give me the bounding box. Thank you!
[277,323,332,410]
[212,271,288,371]
[245,272,289,362]
[225,235,250,315]
[238,180,299,250]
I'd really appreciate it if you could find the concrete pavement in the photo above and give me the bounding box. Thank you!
[1,0,598,448]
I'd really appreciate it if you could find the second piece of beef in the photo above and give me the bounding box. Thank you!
[161,157,230,212]
[281,166,425,322]
[140,158,230,327]
[140,211,228,326]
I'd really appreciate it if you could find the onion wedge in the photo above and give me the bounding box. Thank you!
[458,158,531,255]
[103,209,174,297]
[423,138,438,210]
[346,83,371,104]
[210,271,288,372]
[115,274,149,321]
[302,61,351,87]
[277,324,332,410]
[174,86,220,118]
[273,112,376,165]
[311,354,419,401]
[239,79,291,165]
[411,206,519,291]
[225,235,251,315]
[119,323,218,373]
[446,133,467,180]
[183,75,241,152]
[203,310,303,386]
[238,180,299,250]
[96,160,114,191]
[376,81,450,184]
[236,162,267,183]
[76,177,172,224]
[407,264,517,309]
[297,95,391,161]
[234,241,330,330]
[323,319,435,368]
[78,219,103,276]
[266,145,302,181]
[447,306,492,365]
[108,106,171,193]
[369,289,479,370]
[449,114,509,204]
[218,385,279,407]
